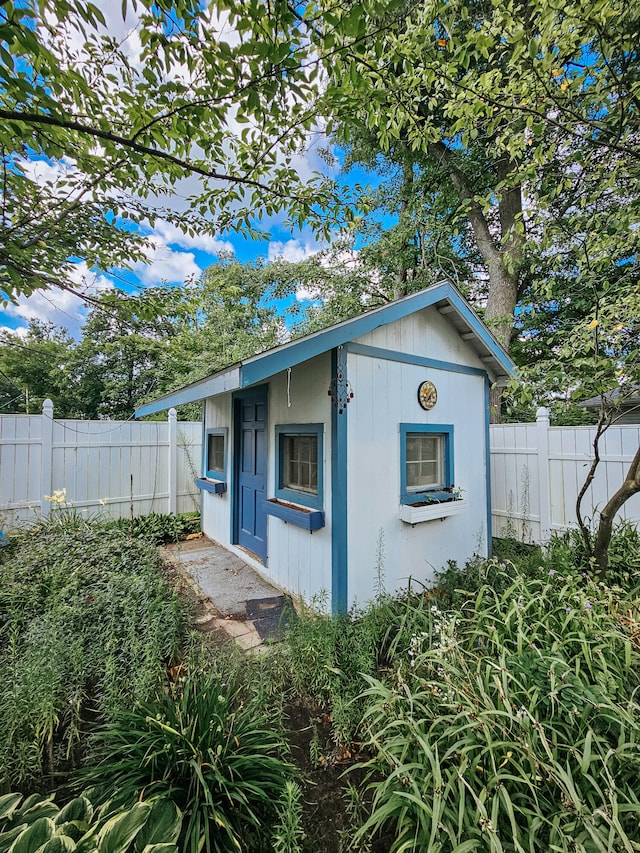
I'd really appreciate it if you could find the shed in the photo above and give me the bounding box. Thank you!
[137,282,514,613]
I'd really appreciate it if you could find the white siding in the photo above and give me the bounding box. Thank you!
[356,305,487,370]
[201,396,233,545]
[346,317,489,608]
[200,355,333,604]
[266,355,332,602]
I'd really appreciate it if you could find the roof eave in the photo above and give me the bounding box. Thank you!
[135,366,241,417]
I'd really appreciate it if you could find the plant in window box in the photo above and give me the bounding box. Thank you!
[400,487,466,525]
[409,486,464,506]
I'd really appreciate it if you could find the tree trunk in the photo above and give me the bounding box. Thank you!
[429,144,523,422]
[593,443,640,574]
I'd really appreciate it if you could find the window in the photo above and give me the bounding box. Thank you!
[275,424,323,509]
[400,423,454,503]
[205,428,227,479]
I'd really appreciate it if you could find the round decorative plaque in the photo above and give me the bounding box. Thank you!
[417,380,438,410]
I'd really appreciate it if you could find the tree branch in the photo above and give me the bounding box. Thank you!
[0,108,305,200]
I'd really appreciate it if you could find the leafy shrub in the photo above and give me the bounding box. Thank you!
[0,523,188,790]
[354,573,640,851]
[101,512,201,544]
[545,521,640,592]
[80,671,294,853]
[280,585,442,745]
[0,790,182,853]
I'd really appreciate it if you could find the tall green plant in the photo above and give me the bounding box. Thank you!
[80,672,294,853]
[354,574,640,851]
[0,522,188,789]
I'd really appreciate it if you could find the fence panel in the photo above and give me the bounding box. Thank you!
[5,404,638,544]
[0,402,201,528]
[490,409,640,544]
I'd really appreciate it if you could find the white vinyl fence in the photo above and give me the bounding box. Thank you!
[3,402,639,544]
[0,400,201,528]
[490,408,640,544]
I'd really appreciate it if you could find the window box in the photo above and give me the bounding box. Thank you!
[400,497,466,525]
[265,497,325,532]
[195,477,227,494]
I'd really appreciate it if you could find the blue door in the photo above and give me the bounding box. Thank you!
[234,387,268,562]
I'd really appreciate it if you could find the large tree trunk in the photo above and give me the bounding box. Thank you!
[593,443,640,574]
[431,145,523,422]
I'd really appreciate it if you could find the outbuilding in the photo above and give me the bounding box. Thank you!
[137,282,514,613]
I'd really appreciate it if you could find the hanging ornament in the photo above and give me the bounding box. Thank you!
[328,360,354,414]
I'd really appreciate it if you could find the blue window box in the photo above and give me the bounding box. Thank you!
[265,498,325,532]
[195,477,227,494]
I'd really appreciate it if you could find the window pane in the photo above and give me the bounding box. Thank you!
[208,434,225,473]
[406,433,445,490]
[283,434,318,493]
[406,435,421,461]
[406,462,421,487]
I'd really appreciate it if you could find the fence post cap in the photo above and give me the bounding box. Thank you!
[536,406,550,420]
[42,398,54,413]
[168,407,177,419]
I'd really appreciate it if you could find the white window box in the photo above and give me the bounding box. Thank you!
[400,498,466,525]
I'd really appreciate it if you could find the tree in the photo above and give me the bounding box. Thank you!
[0,320,78,415]
[0,0,337,303]
[161,259,285,395]
[220,0,638,419]
[74,287,187,419]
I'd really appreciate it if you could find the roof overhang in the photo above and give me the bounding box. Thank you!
[135,281,515,418]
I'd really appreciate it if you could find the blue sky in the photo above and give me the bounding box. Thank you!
[0,2,388,341]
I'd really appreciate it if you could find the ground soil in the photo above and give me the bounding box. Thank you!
[284,700,394,852]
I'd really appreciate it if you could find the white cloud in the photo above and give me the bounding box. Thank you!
[132,237,202,286]
[0,324,28,339]
[2,263,113,338]
[267,237,321,263]
[153,220,235,256]
[18,156,76,187]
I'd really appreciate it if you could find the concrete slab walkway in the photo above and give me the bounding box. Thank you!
[162,535,286,651]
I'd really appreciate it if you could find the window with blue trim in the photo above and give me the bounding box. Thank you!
[400,424,454,503]
[275,424,323,510]
[205,428,227,479]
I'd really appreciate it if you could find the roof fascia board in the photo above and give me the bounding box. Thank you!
[441,288,515,375]
[135,367,240,417]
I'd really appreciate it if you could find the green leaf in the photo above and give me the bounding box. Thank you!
[133,801,181,852]
[0,796,22,822]
[95,805,150,853]
[7,818,55,853]
[37,837,77,852]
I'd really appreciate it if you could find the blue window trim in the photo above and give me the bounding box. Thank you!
[205,427,228,479]
[400,423,454,504]
[274,423,324,510]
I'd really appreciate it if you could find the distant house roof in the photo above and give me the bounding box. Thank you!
[580,388,640,408]
[136,281,515,417]
[579,388,640,423]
